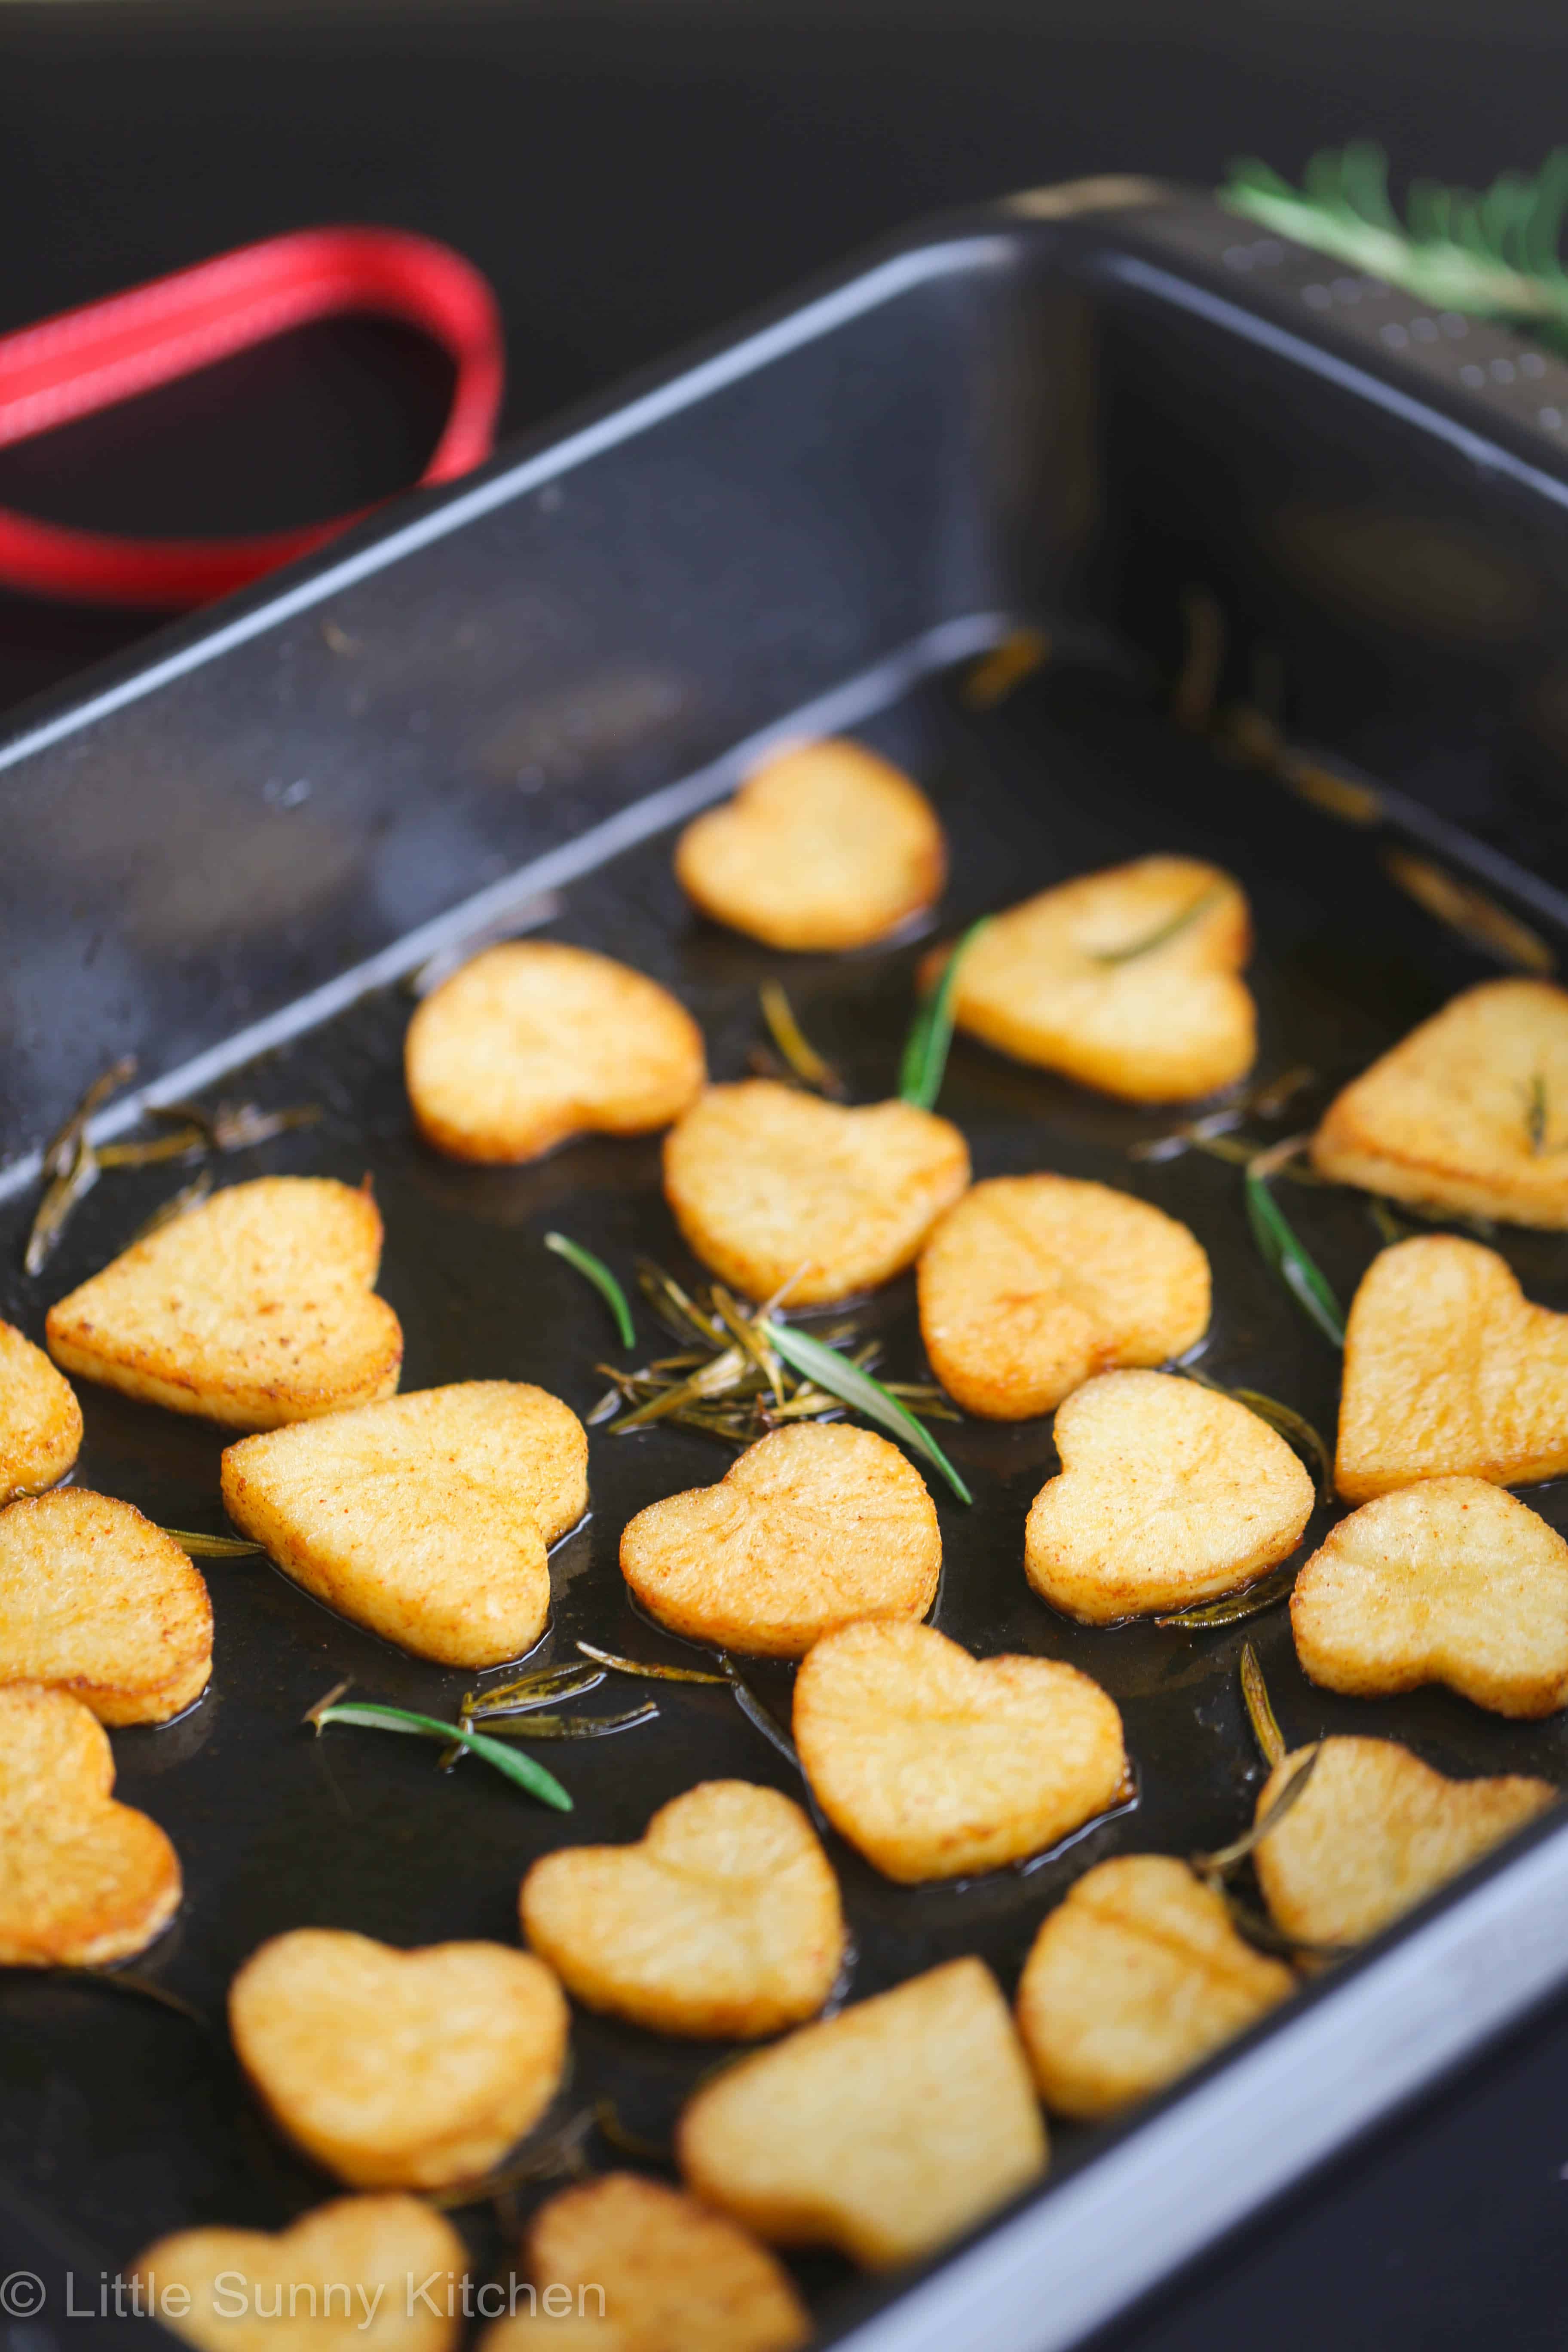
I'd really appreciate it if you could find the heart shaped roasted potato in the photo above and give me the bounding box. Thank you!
[479,2174,810,2352]
[917,1174,1211,1419]
[405,940,706,1164]
[1337,1236,1568,1501]
[1312,978,1568,1228]
[940,855,1256,1102]
[673,738,947,952]
[1014,1855,1294,2119]
[221,1381,587,1666]
[663,1080,970,1305]
[619,1423,941,1658]
[1024,1370,1315,1623]
[1292,1477,1568,1718]
[46,1176,402,1430]
[521,1780,845,2039]
[0,1684,181,1966]
[793,1618,1127,1883]
[134,2196,469,2352]
[1253,1737,1555,1947]
[229,1928,570,2190]
[677,1955,1046,2269]
[0,1318,81,1505]
[0,1490,211,1724]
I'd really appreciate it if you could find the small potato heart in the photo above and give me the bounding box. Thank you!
[405,941,705,1164]
[1253,1737,1556,1947]
[479,2174,810,2352]
[0,1318,81,1504]
[221,1381,587,1667]
[229,1928,570,2190]
[619,1424,940,1659]
[918,1174,1211,1419]
[940,855,1256,1102]
[0,1684,181,1966]
[673,737,946,952]
[46,1176,402,1431]
[793,1618,1127,1883]
[521,1780,845,2038]
[134,2196,468,2352]
[1337,1236,1568,1501]
[1014,1855,1294,2119]
[0,1490,211,1723]
[1312,978,1568,1228]
[677,1955,1047,2269]
[1292,1478,1568,1718]
[1025,1370,1314,1623]
[663,1080,970,1305]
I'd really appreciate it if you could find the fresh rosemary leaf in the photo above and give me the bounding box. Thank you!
[307,1695,572,1811]
[544,1232,635,1349]
[1092,884,1223,965]
[897,916,991,1111]
[576,1641,729,1684]
[1244,1144,1345,1348]
[159,1527,264,1558]
[1191,1747,1319,1877]
[1240,1641,1287,1770]
[1155,1562,1298,1629]
[759,982,846,1099]
[759,1319,973,1503]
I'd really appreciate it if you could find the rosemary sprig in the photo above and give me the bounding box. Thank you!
[545,1232,635,1348]
[25,1057,137,1275]
[1384,851,1556,977]
[759,1318,972,1503]
[1092,884,1223,965]
[759,982,847,1099]
[576,1641,729,1684]
[1241,1641,1287,1769]
[159,1527,263,1558]
[1155,1562,1298,1630]
[474,1703,658,1741]
[1192,1747,1319,1878]
[719,1654,803,1771]
[467,1669,606,1719]
[1245,1138,1345,1348]
[305,1687,571,1812]
[898,916,991,1110]
[153,1099,322,1152]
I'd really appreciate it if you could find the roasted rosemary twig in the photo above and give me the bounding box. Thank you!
[759,982,846,1099]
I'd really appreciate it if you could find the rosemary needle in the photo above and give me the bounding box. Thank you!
[306,1694,572,1812]
[1240,1642,1287,1770]
[1192,1747,1319,1878]
[545,1232,635,1348]
[1244,1139,1345,1348]
[576,1641,729,1684]
[159,1527,263,1558]
[760,1319,972,1503]
[897,916,991,1111]
[759,982,846,1099]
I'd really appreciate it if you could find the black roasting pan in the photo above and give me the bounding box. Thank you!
[6,181,1568,2352]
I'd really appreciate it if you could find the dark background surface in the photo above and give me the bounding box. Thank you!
[1,2,1567,2345]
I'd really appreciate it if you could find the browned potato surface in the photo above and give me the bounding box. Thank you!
[0,1683,181,1966]
[0,1318,81,1504]
[229,1929,570,2190]
[405,941,705,1164]
[0,1490,211,1723]
[793,1618,1127,1883]
[46,1176,402,1430]
[918,1174,1210,1418]
[663,1080,969,1305]
[222,1381,586,1667]
[1024,1370,1314,1622]
[619,1423,940,1658]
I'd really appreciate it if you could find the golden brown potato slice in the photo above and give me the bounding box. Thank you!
[134,2196,468,2352]
[0,1683,181,1966]
[1292,1477,1568,1717]
[405,941,705,1164]
[619,1423,940,1659]
[1014,1855,1294,2119]
[1311,978,1568,1228]
[0,1490,211,1724]
[663,1080,969,1305]
[521,1780,845,2037]
[479,2173,810,2352]
[917,1174,1211,1419]
[1024,1370,1314,1623]
[1254,1737,1556,1948]
[0,1318,81,1504]
[677,1955,1046,2269]
[673,738,947,952]
[221,1381,586,1667]
[1337,1236,1568,1501]
[793,1618,1127,1883]
[229,1928,570,2190]
[46,1176,402,1431]
[940,855,1255,1102]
